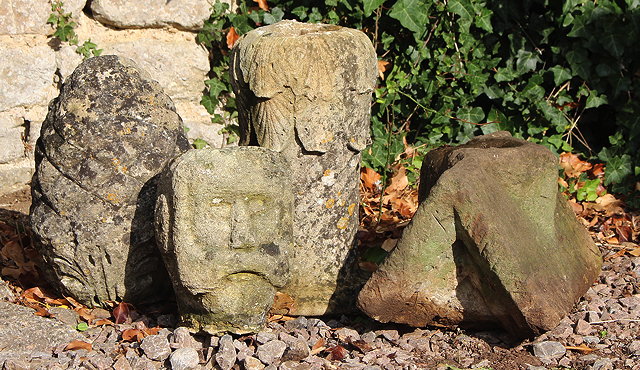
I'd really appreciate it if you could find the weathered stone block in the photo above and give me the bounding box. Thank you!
[230,20,377,315]
[0,158,33,193]
[0,44,56,111]
[90,0,216,31]
[0,113,25,163]
[30,55,189,306]
[156,147,293,334]
[0,0,85,35]
[357,132,602,338]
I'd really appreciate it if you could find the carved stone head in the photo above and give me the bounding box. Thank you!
[155,147,293,333]
[230,20,377,154]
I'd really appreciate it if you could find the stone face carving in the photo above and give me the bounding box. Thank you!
[155,147,293,334]
[357,132,602,338]
[30,55,190,307]
[230,20,377,315]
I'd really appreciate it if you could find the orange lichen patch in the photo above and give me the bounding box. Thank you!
[105,193,120,204]
[111,158,128,174]
[323,169,332,177]
[320,132,334,144]
[336,217,349,230]
[325,198,335,208]
[347,203,356,216]
[118,126,132,135]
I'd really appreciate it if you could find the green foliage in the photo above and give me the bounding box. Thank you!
[48,1,102,59]
[75,322,89,331]
[192,138,210,149]
[198,0,640,200]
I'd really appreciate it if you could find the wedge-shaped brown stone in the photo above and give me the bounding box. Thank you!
[357,132,602,338]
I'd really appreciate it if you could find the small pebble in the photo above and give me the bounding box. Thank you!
[256,331,277,344]
[377,330,399,342]
[335,328,361,342]
[169,347,200,370]
[140,333,171,361]
[171,327,199,349]
[244,356,265,370]
[532,340,566,362]
[216,334,236,370]
[284,317,308,331]
[257,339,287,365]
[280,333,310,361]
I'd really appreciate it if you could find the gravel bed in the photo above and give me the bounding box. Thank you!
[2,248,636,370]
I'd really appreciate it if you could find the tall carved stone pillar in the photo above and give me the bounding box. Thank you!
[230,20,377,315]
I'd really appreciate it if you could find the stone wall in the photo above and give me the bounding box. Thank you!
[0,0,227,194]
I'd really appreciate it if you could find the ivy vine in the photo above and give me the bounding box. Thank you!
[198,0,639,202]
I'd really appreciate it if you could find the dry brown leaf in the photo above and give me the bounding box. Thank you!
[254,0,269,11]
[358,261,378,272]
[64,340,92,351]
[560,152,592,178]
[351,339,373,353]
[595,194,625,216]
[270,292,295,315]
[113,302,133,324]
[93,318,114,326]
[361,167,382,192]
[590,163,606,178]
[64,296,83,309]
[22,287,46,301]
[310,338,326,355]
[377,60,390,80]
[565,344,596,354]
[628,247,640,257]
[1,240,24,263]
[327,345,348,361]
[380,238,398,252]
[226,27,240,49]
[558,177,569,189]
[568,199,583,214]
[76,307,95,322]
[121,328,145,342]
[385,166,408,194]
[144,327,161,336]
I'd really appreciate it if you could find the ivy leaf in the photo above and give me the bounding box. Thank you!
[447,0,475,22]
[602,32,624,58]
[201,95,219,114]
[604,154,632,185]
[515,50,540,73]
[192,138,209,149]
[389,0,429,36]
[364,0,386,16]
[586,91,608,109]
[474,7,493,32]
[205,78,227,98]
[549,65,572,85]
[264,7,284,24]
[456,106,484,124]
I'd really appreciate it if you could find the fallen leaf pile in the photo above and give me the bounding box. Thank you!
[0,217,40,287]
[559,152,640,258]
